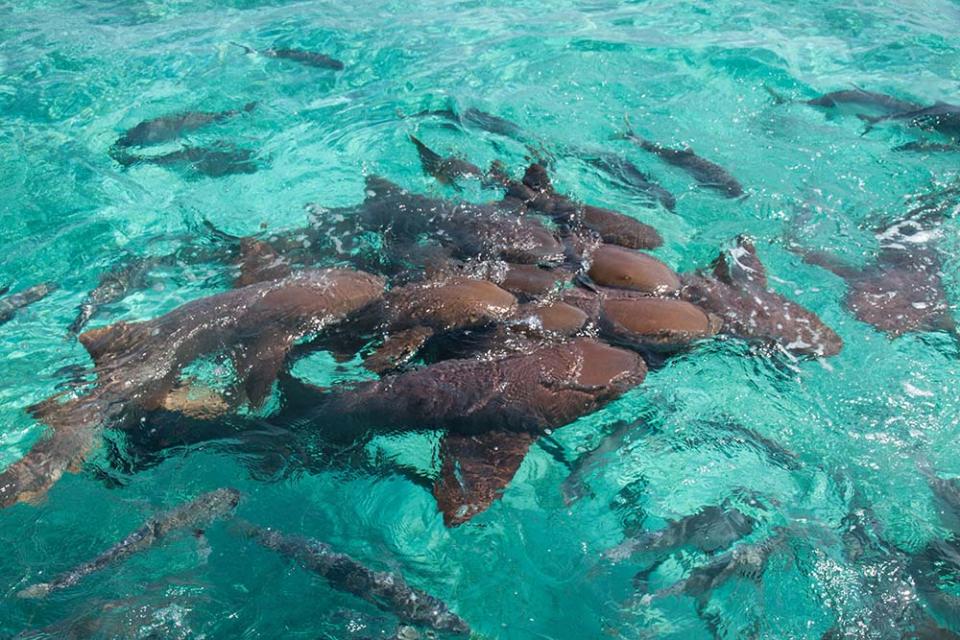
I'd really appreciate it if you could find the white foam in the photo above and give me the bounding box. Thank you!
[903,382,934,398]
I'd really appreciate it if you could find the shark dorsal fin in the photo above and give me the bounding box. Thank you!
[713,236,768,288]
[730,236,768,287]
[711,252,733,285]
[522,163,554,194]
[78,321,151,370]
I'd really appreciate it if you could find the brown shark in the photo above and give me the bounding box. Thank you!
[409,135,491,186]
[293,176,566,270]
[496,263,572,299]
[794,194,958,339]
[679,236,843,357]
[0,269,384,508]
[237,520,469,633]
[504,164,663,250]
[799,245,954,338]
[294,338,646,523]
[514,301,589,336]
[406,139,664,249]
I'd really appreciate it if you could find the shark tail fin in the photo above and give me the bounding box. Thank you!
[711,236,768,289]
[611,113,638,141]
[856,113,883,135]
[409,135,444,177]
[763,84,790,105]
[229,41,256,55]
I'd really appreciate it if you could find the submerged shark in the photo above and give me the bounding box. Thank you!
[605,500,759,564]
[0,269,383,508]
[111,143,259,177]
[405,105,677,209]
[230,42,344,70]
[19,488,239,598]
[237,520,469,634]
[0,282,56,326]
[409,134,493,187]
[859,102,960,139]
[114,102,256,148]
[765,85,920,114]
[795,193,958,339]
[503,163,664,250]
[280,338,646,524]
[621,119,744,198]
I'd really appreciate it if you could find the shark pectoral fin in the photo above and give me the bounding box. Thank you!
[762,84,790,105]
[432,430,535,526]
[228,41,256,55]
[797,250,858,280]
[710,251,733,285]
[233,335,295,408]
[25,391,72,424]
[78,321,151,369]
[363,326,434,374]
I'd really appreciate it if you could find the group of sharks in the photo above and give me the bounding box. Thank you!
[2,79,960,638]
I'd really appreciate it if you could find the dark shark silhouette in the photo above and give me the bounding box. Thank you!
[0,282,56,326]
[237,519,469,634]
[114,102,256,148]
[795,194,958,339]
[19,488,239,598]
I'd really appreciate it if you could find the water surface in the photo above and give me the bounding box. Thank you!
[2,0,960,637]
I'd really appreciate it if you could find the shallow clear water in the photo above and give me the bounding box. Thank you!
[1,0,960,638]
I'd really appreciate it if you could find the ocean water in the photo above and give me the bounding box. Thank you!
[1,0,960,638]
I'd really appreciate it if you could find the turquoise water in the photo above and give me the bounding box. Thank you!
[2,0,960,637]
